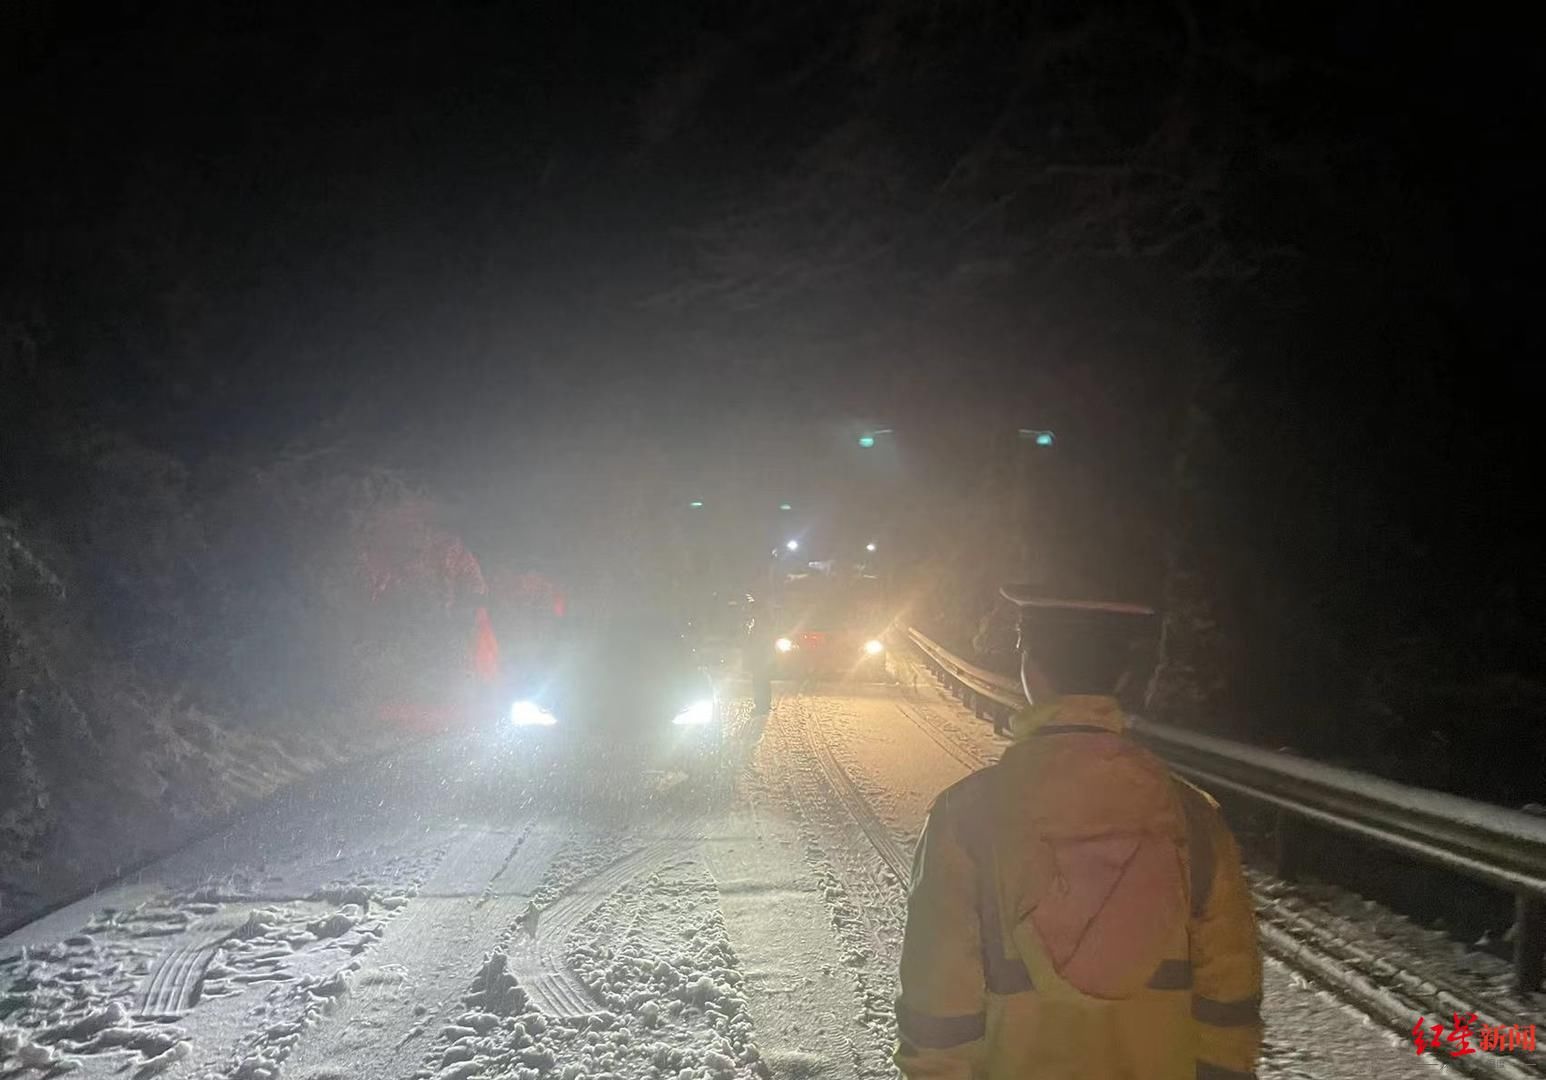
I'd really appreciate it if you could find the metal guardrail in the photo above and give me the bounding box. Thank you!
[904,626,1025,716]
[905,624,1546,994]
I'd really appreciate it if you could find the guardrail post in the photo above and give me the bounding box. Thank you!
[993,704,1009,736]
[1274,809,1301,883]
[1514,892,1545,994]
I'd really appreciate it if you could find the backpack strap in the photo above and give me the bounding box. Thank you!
[1175,779,1217,918]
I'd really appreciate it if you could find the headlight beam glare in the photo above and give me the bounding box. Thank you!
[672,700,716,726]
[510,700,558,726]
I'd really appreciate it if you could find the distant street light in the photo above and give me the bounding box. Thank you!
[865,542,877,553]
[689,500,705,508]
[1018,428,1055,448]
[785,539,800,552]
[858,427,895,448]
[779,502,793,511]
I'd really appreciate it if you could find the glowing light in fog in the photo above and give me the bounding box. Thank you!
[511,701,557,726]
[864,639,885,656]
[779,502,793,511]
[672,700,716,726]
[865,542,877,552]
[858,435,876,448]
[775,637,794,653]
[689,500,704,508]
[785,539,799,551]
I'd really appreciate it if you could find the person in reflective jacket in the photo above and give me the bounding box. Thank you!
[896,592,1263,1080]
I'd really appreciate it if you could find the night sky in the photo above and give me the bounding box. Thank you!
[8,5,1535,441]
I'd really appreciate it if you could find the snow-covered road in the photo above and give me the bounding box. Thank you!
[1,666,1465,1079]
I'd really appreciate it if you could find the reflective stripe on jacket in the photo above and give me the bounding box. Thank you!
[896,695,1263,1080]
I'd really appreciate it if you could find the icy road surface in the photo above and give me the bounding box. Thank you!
[2,669,1452,1079]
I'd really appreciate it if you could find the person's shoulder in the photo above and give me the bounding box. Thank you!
[928,764,998,830]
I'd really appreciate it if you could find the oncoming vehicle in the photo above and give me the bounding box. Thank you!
[495,612,725,784]
[767,570,890,682]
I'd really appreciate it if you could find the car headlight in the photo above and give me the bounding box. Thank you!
[672,700,716,726]
[775,637,794,653]
[510,700,558,727]
[863,639,885,656]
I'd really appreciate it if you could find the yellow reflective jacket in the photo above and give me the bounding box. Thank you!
[896,695,1263,1080]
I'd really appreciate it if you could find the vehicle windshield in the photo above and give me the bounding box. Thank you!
[779,579,885,631]
[689,594,752,637]
[570,614,694,665]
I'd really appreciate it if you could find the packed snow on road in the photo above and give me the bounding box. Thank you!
[0,657,1464,1079]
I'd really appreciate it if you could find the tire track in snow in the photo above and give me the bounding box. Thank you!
[511,819,703,1018]
[794,699,914,888]
[892,647,1005,771]
[893,702,984,771]
[891,697,992,773]
[775,694,910,908]
[254,817,547,1080]
[762,694,908,1078]
[1254,895,1546,1077]
[702,774,879,1080]
[135,932,231,1019]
